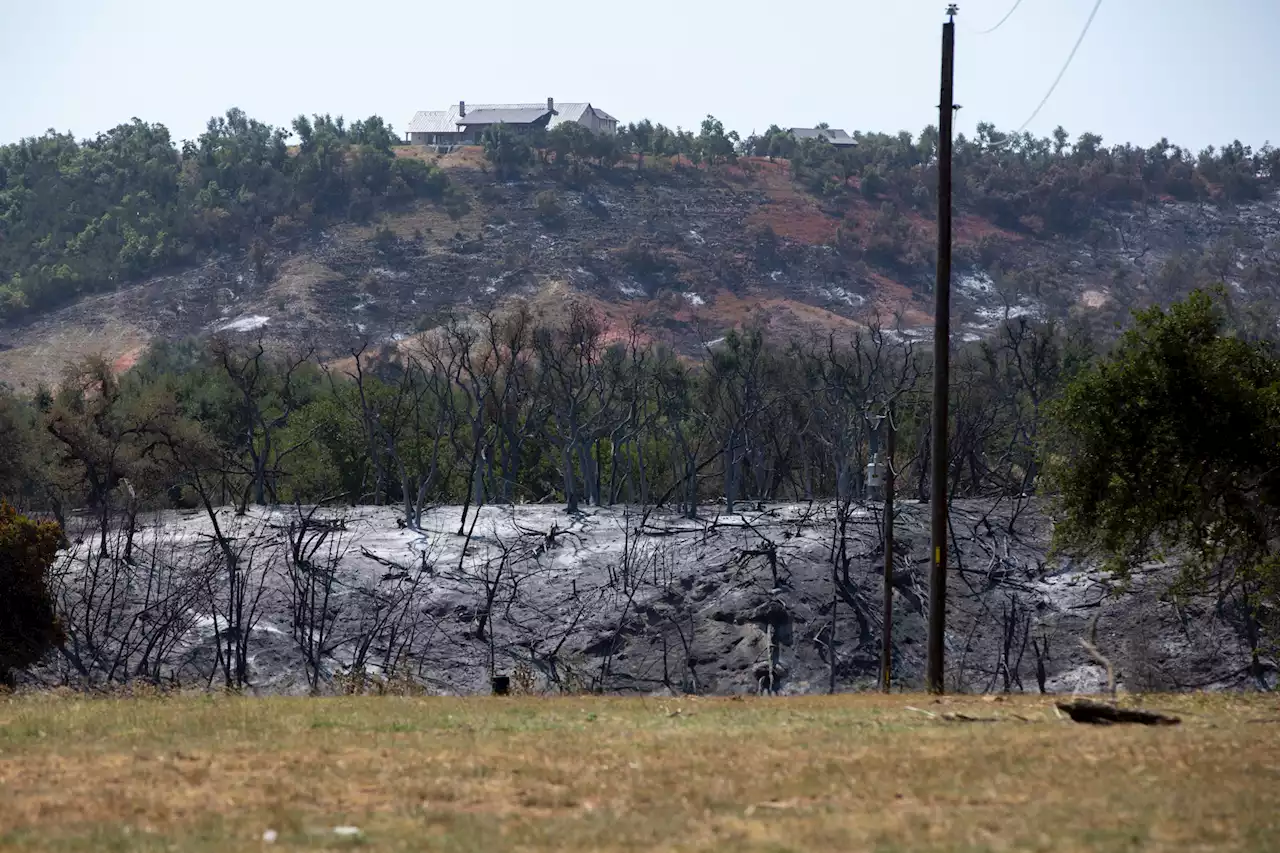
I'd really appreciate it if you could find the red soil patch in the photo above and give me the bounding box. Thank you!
[900,209,933,232]
[111,345,145,375]
[658,288,862,343]
[955,214,1022,245]
[746,160,839,245]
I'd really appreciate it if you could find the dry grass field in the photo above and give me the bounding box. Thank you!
[1,693,1278,852]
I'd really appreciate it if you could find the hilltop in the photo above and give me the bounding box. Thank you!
[2,118,1279,388]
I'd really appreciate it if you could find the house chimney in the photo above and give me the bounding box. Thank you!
[459,101,466,118]
[547,97,554,112]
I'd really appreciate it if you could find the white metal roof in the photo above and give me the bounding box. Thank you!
[458,107,554,126]
[789,127,859,146]
[407,110,456,134]
[408,102,617,135]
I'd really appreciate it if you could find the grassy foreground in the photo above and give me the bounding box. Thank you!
[1,693,1278,852]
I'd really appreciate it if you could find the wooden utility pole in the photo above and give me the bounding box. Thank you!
[927,5,957,694]
[881,404,896,693]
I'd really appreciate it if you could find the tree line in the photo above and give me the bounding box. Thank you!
[0,303,1089,532]
[489,114,1280,241]
[6,104,1276,324]
[0,110,454,320]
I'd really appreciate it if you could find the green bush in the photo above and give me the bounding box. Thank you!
[0,502,63,686]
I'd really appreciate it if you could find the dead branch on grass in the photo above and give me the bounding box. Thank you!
[1056,700,1181,726]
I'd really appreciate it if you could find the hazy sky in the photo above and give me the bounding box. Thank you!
[3,0,1276,151]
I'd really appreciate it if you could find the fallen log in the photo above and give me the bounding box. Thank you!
[1056,700,1181,726]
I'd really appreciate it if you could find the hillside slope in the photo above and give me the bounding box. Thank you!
[36,500,1266,694]
[2,149,1279,388]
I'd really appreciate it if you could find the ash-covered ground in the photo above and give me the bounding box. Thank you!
[41,499,1270,696]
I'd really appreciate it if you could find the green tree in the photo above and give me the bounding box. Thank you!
[0,501,64,686]
[697,115,738,166]
[1052,126,1070,156]
[860,166,888,199]
[751,125,796,160]
[1046,290,1280,669]
[547,122,594,166]
[0,390,48,505]
[591,133,621,169]
[349,116,399,153]
[624,119,654,168]
[650,123,674,158]
[790,135,842,194]
[482,124,533,180]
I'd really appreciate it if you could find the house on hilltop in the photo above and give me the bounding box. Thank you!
[458,105,557,139]
[551,102,619,135]
[789,126,859,148]
[407,98,618,147]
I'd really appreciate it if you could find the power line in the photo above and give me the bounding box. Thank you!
[1009,0,1105,134]
[975,0,1027,34]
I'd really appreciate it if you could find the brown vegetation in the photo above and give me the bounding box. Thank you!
[0,693,1276,851]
